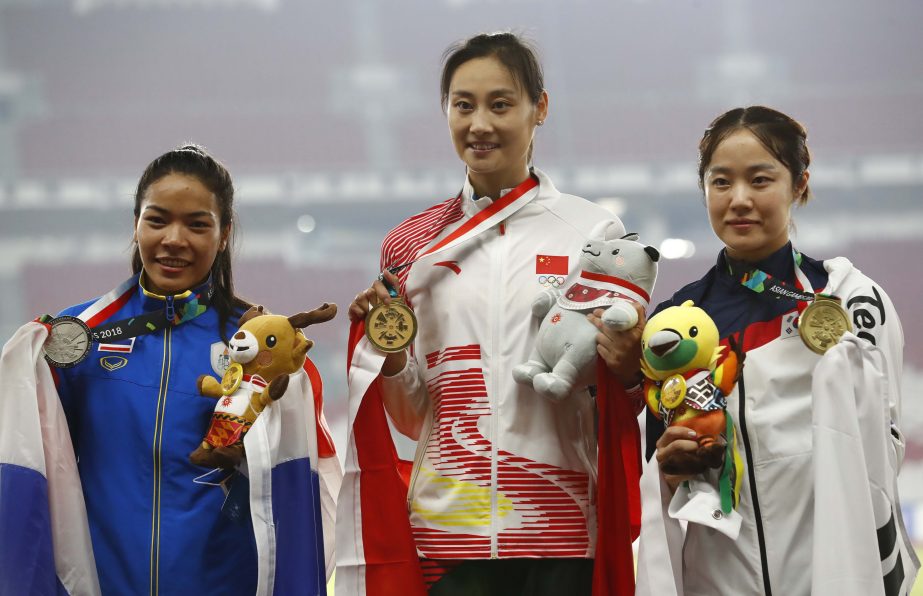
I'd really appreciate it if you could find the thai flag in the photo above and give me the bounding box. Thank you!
[0,322,341,596]
[0,322,101,596]
[244,357,342,596]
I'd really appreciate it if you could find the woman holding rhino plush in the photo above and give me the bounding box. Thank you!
[342,32,643,595]
[595,106,918,595]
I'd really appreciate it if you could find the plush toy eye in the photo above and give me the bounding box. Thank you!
[611,249,620,255]
[265,335,277,348]
[689,326,698,338]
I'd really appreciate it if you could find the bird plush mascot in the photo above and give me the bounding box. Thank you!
[641,300,744,512]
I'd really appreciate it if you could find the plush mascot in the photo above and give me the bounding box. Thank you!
[641,300,744,512]
[513,221,659,400]
[189,303,337,469]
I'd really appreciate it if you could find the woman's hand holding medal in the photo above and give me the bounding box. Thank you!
[348,269,401,322]
[349,269,415,376]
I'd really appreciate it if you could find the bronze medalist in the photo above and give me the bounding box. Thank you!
[365,299,418,353]
[798,294,852,355]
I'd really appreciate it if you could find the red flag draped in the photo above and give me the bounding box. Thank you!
[344,321,426,595]
[593,357,642,596]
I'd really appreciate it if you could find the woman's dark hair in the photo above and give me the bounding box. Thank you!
[440,32,545,112]
[698,106,812,205]
[131,143,248,341]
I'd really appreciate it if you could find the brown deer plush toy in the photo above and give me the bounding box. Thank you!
[189,303,337,469]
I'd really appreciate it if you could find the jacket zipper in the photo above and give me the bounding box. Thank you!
[735,329,773,595]
[406,415,435,514]
[149,324,172,595]
[488,222,506,558]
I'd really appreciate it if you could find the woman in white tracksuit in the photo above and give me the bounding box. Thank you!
[597,105,919,595]
[347,32,641,595]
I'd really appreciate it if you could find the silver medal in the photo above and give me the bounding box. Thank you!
[43,316,92,368]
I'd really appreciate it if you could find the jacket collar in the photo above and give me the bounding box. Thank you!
[460,167,556,217]
[138,273,214,312]
[720,241,796,282]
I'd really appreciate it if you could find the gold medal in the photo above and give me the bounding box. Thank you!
[660,374,687,410]
[221,362,244,395]
[365,299,418,353]
[799,294,852,355]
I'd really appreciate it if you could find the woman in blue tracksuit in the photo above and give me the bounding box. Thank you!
[54,145,260,594]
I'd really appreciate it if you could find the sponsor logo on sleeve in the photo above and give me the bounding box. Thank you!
[846,286,885,345]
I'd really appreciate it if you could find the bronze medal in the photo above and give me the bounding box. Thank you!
[43,316,92,368]
[365,299,418,353]
[221,362,244,395]
[799,294,852,355]
[660,374,687,410]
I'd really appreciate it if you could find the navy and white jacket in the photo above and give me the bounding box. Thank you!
[636,244,917,596]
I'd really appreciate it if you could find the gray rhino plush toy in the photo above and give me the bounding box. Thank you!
[513,221,660,400]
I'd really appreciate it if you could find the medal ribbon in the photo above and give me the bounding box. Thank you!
[380,175,540,296]
[733,250,815,303]
[77,274,213,343]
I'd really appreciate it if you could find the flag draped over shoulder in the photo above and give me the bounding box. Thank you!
[0,322,341,596]
[811,334,919,596]
[244,357,342,596]
[335,321,426,596]
[594,359,642,596]
[0,322,101,596]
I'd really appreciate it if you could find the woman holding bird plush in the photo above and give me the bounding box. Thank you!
[596,106,917,595]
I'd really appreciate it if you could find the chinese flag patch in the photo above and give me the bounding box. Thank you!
[536,254,569,275]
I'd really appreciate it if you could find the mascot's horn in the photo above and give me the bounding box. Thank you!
[588,219,624,241]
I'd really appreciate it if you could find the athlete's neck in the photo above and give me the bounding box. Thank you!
[468,166,531,200]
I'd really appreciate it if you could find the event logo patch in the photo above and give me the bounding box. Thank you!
[211,341,231,376]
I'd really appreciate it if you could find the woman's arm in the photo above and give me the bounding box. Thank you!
[349,268,429,439]
[379,356,428,440]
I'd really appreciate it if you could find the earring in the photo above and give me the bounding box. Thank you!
[536,120,544,126]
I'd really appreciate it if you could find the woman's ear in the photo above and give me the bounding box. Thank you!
[220,225,231,252]
[795,171,810,202]
[535,90,549,126]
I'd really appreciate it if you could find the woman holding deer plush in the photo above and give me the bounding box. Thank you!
[0,145,341,595]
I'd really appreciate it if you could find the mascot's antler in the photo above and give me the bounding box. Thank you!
[238,305,267,326]
[289,303,338,329]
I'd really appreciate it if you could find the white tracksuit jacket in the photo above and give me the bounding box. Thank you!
[380,168,620,560]
[636,255,919,596]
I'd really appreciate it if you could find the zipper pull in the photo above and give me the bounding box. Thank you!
[165,295,175,324]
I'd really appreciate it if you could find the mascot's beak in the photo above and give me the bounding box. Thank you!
[648,329,681,358]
